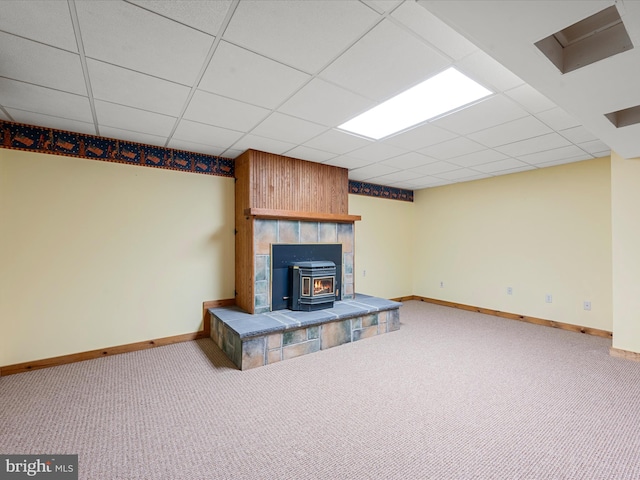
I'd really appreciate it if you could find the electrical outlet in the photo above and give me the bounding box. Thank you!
[584,301,591,311]
[507,287,513,295]
[440,281,444,288]
[545,294,553,303]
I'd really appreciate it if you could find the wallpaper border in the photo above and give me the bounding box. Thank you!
[0,120,414,202]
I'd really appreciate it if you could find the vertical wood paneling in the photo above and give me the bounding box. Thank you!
[245,150,349,214]
[234,151,255,313]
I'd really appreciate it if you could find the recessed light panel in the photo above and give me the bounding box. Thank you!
[337,67,492,140]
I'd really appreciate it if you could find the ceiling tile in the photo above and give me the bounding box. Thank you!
[0,0,78,52]
[431,94,529,135]
[87,59,190,117]
[379,152,438,169]
[579,140,610,156]
[0,33,86,95]
[222,0,379,73]
[517,145,592,165]
[535,107,581,131]
[419,137,485,160]
[382,122,457,150]
[472,158,530,173]
[434,168,481,180]
[559,126,599,144]
[94,100,176,137]
[5,109,96,135]
[220,148,244,159]
[172,119,245,149]
[283,146,336,163]
[447,149,509,167]
[492,165,536,176]
[99,126,167,147]
[391,2,477,60]
[455,173,493,182]
[456,50,525,92]
[347,143,407,162]
[495,132,572,157]
[76,1,214,85]
[230,134,296,156]
[303,129,372,155]
[368,169,425,184]
[167,138,229,157]
[360,0,403,14]
[535,157,593,169]
[184,90,270,132]
[199,41,310,109]
[127,0,232,35]
[0,78,93,123]
[349,163,400,181]
[404,176,451,188]
[468,116,552,148]
[279,78,374,127]
[320,19,450,101]
[250,113,327,145]
[410,161,459,175]
[504,84,557,114]
[323,155,373,170]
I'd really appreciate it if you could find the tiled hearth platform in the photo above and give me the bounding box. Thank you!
[209,294,401,370]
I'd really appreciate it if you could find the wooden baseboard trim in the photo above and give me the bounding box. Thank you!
[406,295,613,339]
[0,298,237,377]
[609,347,640,361]
[202,298,236,337]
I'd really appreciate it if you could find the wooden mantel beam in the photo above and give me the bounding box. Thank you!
[244,208,361,223]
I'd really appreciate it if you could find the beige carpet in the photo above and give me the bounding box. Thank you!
[2,300,640,479]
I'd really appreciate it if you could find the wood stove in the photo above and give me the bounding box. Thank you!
[289,261,337,311]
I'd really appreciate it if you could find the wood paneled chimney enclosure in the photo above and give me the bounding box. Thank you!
[235,149,361,314]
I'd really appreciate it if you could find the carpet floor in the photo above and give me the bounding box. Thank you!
[2,300,640,479]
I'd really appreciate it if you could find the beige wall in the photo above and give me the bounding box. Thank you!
[412,157,613,331]
[1,147,623,366]
[611,152,640,352]
[0,153,7,366]
[349,194,414,299]
[1,149,235,366]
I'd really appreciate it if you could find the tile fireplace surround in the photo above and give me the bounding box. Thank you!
[211,217,402,370]
[254,218,354,314]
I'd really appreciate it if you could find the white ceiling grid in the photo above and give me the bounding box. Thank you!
[1,0,635,190]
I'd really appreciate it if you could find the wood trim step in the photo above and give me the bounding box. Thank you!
[609,347,640,361]
[202,298,236,337]
[0,298,236,377]
[394,295,613,339]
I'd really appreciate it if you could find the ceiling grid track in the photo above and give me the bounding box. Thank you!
[67,0,100,136]
[163,0,241,148]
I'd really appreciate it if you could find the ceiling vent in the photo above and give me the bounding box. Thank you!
[605,105,640,128]
[535,5,633,74]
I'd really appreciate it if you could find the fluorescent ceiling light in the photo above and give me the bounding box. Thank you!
[338,67,492,140]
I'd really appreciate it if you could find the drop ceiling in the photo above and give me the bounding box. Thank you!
[1,0,635,191]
